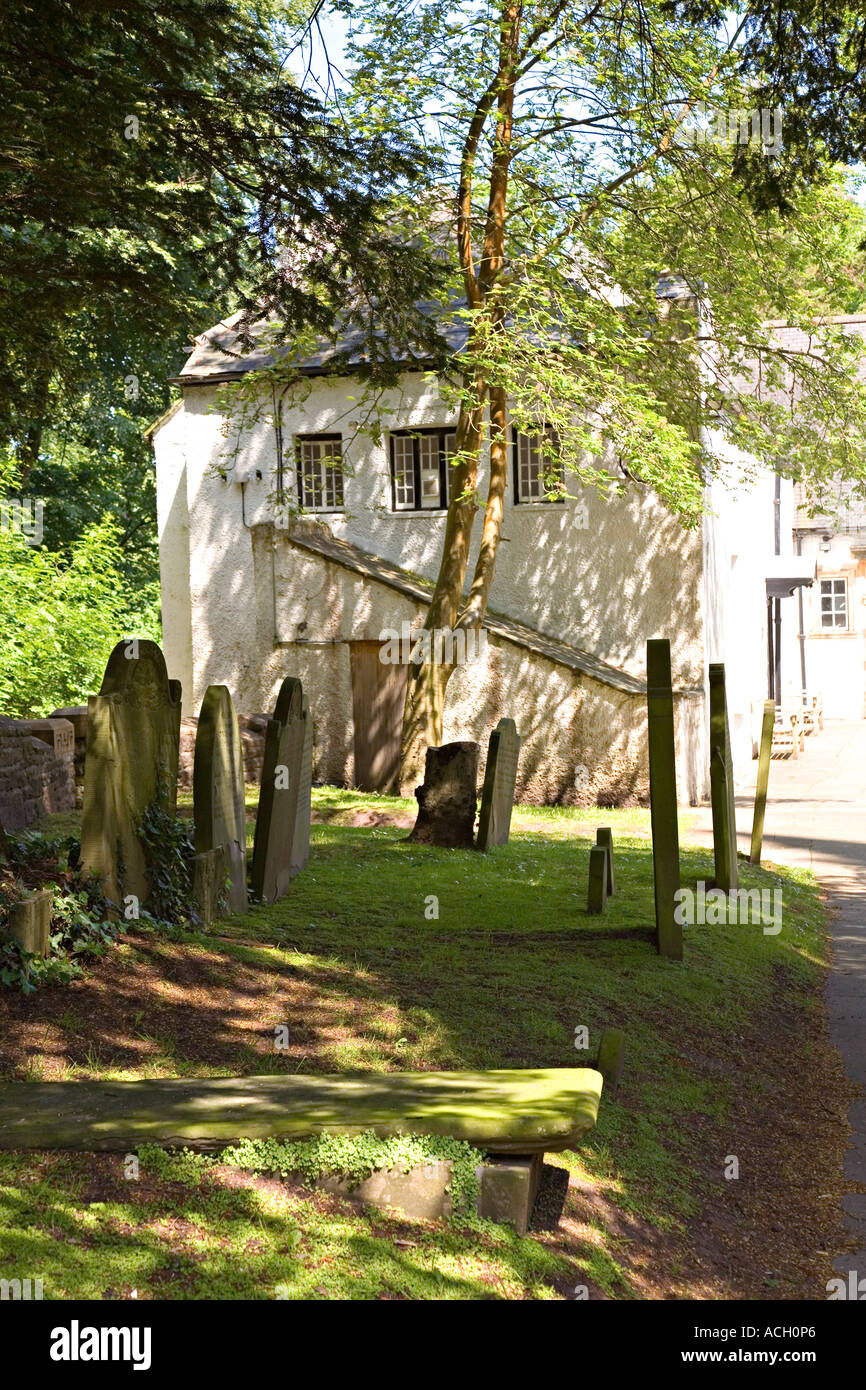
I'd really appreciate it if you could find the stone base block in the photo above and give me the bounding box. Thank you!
[317,1159,454,1222]
[475,1152,543,1234]
[5,888,53,956]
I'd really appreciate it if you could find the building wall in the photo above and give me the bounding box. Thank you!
[796,531,866,719]
[152,371,720,802]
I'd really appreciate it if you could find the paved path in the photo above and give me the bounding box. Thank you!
[687,719,866,1282]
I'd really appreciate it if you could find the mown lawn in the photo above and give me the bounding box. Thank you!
[0,789,846,1300]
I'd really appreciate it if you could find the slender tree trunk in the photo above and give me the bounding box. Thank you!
[398,2,522,793]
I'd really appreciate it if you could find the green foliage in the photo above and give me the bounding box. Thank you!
[206,1131,485,1217]
[0,832,117,993]
[0,466,159,716]
[134,800,196,929]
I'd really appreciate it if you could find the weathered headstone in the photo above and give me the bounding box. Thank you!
[251,678,312,902]
[646,639,682,960]
[80,639,181,910]
[709,663,738,892]
[409,742,479,848]
[191,844,231,926]
[587,845,608,913]
[749,698,776,866]
[193,686,248,913]
[476,718,521,851]
[595,827,615,895]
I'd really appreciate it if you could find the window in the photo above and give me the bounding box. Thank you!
[513,426,564,503]
[820,576,849,630]
[389,428,456,511]
[295,434,344,511]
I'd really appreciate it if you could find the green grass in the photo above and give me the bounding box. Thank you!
[0,789,828,1299]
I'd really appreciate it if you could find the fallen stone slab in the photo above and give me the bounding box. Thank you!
[0,1067,604,1154]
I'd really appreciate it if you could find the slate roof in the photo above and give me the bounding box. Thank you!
[285,527,703,697]
[172,304,467,386]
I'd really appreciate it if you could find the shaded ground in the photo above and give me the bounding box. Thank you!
[0,796,853,1299]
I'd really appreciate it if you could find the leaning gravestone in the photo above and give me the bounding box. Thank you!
[476,718,521,851]
[409,743,479,848]
[708,663,738,892]
[193,686,248,914]
[251,677,312,902]
[80,639,181,911]
[646,639,682,960]
[596,827,616,895]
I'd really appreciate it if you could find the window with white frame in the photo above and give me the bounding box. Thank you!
[295,434,344,511]
[512,426,564,503]
[389,428,456,511]
[820,576,849,630]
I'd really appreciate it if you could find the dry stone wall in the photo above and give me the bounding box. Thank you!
[0,716,76,830]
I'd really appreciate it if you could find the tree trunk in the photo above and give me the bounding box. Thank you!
[397,2,521,793]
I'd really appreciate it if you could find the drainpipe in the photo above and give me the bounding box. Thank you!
[772,473,782,706]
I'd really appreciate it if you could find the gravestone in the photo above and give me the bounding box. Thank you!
[749,699,775,866]
[193,686,248,913]
[251,678,312,902]
[476,718,521,851]
[596,827,615,895]
[409,743,479,848]
[80,639,181,910]
[587,845,608,913]
[708,663,738,892]
[646,639,682,960]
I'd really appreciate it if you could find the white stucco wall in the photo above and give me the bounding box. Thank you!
[796,532,866,719]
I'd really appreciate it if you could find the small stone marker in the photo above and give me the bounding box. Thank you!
[587,845,608,913]
[193,686,248,913]
[646,639,682,960]
[595,827,615,894]
[709,663,738,892]
[80,639,181,910]
[409,742,479,848]
[476,718,521,851]
[191,845,231,926]
[750,699,775,866]
[251,678,312,902]
[5,888,53,955]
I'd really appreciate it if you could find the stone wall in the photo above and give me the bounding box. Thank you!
[0,716,76,831]
[177,713,268,790]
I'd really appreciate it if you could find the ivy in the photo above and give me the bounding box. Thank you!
[134,797,196,929]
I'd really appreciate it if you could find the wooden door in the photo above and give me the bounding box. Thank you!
[349,641,409,792]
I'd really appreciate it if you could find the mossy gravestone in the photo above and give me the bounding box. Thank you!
[251,677,312,902]
[193,686,248,914]
[80,639,181,911]
[646,639,682,960]
[476,717,521,851]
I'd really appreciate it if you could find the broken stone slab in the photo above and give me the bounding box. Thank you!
[191,844,236,926]
[409,742,479,848]
[4,888,53,956]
